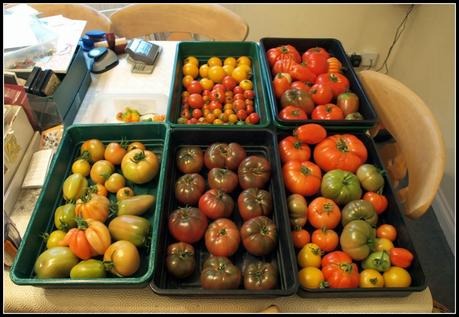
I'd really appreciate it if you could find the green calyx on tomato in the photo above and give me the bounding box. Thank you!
[362,250,391,272]
[243,261,278,290]
[54,203,77,231]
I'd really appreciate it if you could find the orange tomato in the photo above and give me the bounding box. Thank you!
[104,173,126,193]
[376,224,397,242]
[75,194,110,223]
[183,63,198,78]
[311,227,339,252]
[291,229,310,249]
[116,187,135,201]
[104,142,127,166]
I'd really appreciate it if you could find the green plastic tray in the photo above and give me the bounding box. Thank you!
[10,122,169,288]
[166,41,271,128]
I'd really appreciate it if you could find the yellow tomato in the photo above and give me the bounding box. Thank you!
[208,66,225,83]
[213,118,224,125]
[375,238,395,252]
[360,269,385,288]
[224,57,237,67]
[228,113,238,123]
[297,243,322,268]
[213,108,223,116]
[72,159,91,177]
[237,63,252,74]
[239,79,253,90]
[200,78,214,90]
[231,66,250,83]
[104,173,126,193]
[182,75,194,88]
[237,56,252,67]
[199,64,210,78]
[208,56,222,67]
[223,64,234,76]
[184,56,199,67]
[183,63,198,78]
[383,267,412,288]
[298,267,324,289]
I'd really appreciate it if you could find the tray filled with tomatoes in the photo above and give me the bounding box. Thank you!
[167,41,270,128]
[150,128,298,297]
[259,38,378,131]
[10,123,169,288]
[277,124,426,297]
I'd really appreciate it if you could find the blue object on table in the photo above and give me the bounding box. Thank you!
[80,35,95,51]
[86,30,106,41]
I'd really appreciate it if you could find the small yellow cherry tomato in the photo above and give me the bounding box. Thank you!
[223,64,235,76]
[200,78,214,90]
[72,159,91,177]
[237,56,251,67]
[360,269,385,288]
[182,75,194,88]
[231,66,250,83]
[298,267,325,289]
[199,64,209,78]
[208,66,225,83]
[383,267,412,288]
[224,57,237,67]
[375,238,395,252]
[297,243,322,268]
[213,118,224,125]
[46,230,67,249]
[116,187,135,201]
[228,113,238,123]
[104,173,126,193]
[184,56,199,67]
[236,63,252,74]
[239,79,253,90]
[183,63,199,79]
[208,56,222,67]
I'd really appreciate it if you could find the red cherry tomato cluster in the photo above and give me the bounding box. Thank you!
[179,56,261,126]
[280,124,414,289]
[267,45,362,121]
[166,143,278,290]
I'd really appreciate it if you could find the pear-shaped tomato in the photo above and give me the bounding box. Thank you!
[62,173,88,201]
[34,247,79,279]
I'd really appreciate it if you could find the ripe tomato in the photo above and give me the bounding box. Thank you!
[237,188,273,221]
[321,250,352,268]
[168,207,208,244]
[80,139,105,163]
[291,229,310,249]
[289,63,317,83]
[192,108,203,119]
[239,79,253,90]
[297,243,322,268]
[337,92,359,116]
[104,240,140,277]
[307,197,341,230]
[176,146,203,174]
[313,134,368,173]
[389,248,414,268]
[246,112,260,124]
[199,64,209,78]
[304,52,329,76]
[104,173,126,193]
[116,187,134,201]
[309,83,333,105]
[272,58,297,76]
[90,183,108,197]
[267,45,301,66]
[224,57,237,67]
[243,261,277,290]
[200,78,214,90]
[205,218,240,257]
[199,188,234,219]
[187,80,203,94]
[127,141,145,152]
[204,142,247,170]
[108,215,150,247]
[90,160,114,184]
[279,105,308,121]
[280,88,314,115]
[75,193,110,223]
[208,66,225,83]
[311,104,345,120]
[282,160,321,196]
[222,75,237,91]
[62,173,88,201]
[231,66,250,83]
[240,216,277,256]
[208,168,239,193]
[327,57,342,73]
[322,261,360,288]
[302,47,330,61]
[311,227,339,252]
[182,75,193,88]
[374,238,394,252]
[273,72,292,98]
[184,56,199,67]
[188,93,204,109]
[71,159,90,177]
[278,135,311,163]
[291,81,312,93]
[316,73,350,97]
[233,99,245,111]
[121,149,159,184]
[210,89,225,103]
[298,266,325,289]
[383,267,412,287]
[200,256,241,289]
[294,123,327,145]
[287,194,308,228]
[363,192,388,215]
[166,242,196,279]
[238,156,271,190]
[183,63,199,79]
[244,89,255,99]
[208,56,222,67]
[175,173,206,205]
[376,224,397,241]
[45,230,67,249]
[360,269,384,288]
[104,142,127,166]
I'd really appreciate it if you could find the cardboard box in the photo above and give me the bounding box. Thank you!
[3,105,35,189]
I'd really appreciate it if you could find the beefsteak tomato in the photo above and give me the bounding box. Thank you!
[282,161,321,196]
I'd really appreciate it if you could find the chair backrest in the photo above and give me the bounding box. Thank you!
[358,70,446,219]
[29,3,112,33]
[109,4,248,41]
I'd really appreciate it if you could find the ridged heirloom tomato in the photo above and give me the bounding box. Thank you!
[168,207,208,244]
[282,161,321,196]
[279,136,311,163]
[205,218,240,257]
[121,149,159,184]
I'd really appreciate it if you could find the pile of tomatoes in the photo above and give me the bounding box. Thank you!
[166,142,278,290]
[34,139,160,279]
[279,123,414,289]
[178,55,261,125]
[266,45,363,121]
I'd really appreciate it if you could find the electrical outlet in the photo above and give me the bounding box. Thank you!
[360,53,379,67]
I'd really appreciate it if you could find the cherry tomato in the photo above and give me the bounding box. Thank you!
[116,187,135,201]
[71,159,91,177]
[104,142,127,166]
[360,269,385,288]
[183,63,198,78]
[376,224,397,241]
[246,112,260,124]
[104,173,126,193]
[298,267,325,289]
[188,93,204,109]
[292,229,310,249]
[239,79,253,90]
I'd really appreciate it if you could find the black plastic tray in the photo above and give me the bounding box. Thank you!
[259,38,378,131]
[150,128,298,297]
[276,129,426,298]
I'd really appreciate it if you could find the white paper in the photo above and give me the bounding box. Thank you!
[4,14,39,50]
[21,149,54,189]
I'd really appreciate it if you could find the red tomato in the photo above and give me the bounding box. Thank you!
[272,58,297,75]
[389,248,414,268]
[273,72,292,98]
[313,134,368,173]
[246,113,260,125]
[205,218,240,257]
[302,47,330,61]
[168,207,208,244]
[316,73,350,97]
[282,161,321,196]
[187,80,203,94]
[321,251,353,268]
[289,63,317,83]
[307,197,341,229]
[233,99,245,111]
[267,45,302,66]
[213,84,225,92]
[199,189,234,219]
[233,86,244,95]
[376,224,397,242]
[311,104,345,120]
[309,83,334,105]
[188,94,204,109]
[279,106,308,121]
[311,227,339,252]
[304,52,329,76]
[294,123,327,145]
[192,108,202,119]
[278,135,311,163]
[210,89,225,103]
[292,229,310,249]
[363,192,388,215]
[209,101,222,111]
[222,76,237,91]
[244,90,255,100]
[291,81,312,93]
[322,262,360,288]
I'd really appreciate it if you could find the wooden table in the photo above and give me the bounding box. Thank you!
[4,41,434,313]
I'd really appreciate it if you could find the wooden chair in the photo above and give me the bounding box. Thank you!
[358,70,446,219]
[109,4,248,41]
[28,3,112,34]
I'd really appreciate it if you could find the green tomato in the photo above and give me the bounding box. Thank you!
[356,164,385,192]
[340,220,376,261]
[45,230,67,249]
[70,259,107,279]
[341,199,378,227]
[362,250,391,273]
[34,247,79,279]
[62,173,88,201]
[108,215,151,247]
[321,169,362,205]
[54,203,77,231]
[116,194,156,216]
